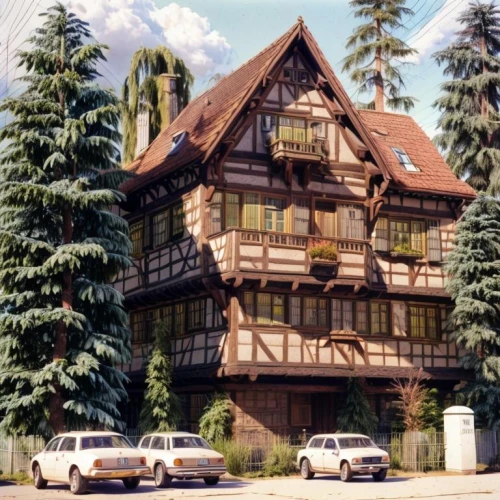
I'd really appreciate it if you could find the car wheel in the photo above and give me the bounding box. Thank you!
[69,467,89,495]
[123,477,141,490]
[372,469,388,482]
[204,477,219,486]
[300,458,315,480]
[340,461,353,482]
[33,464,48,489]
[154,463,172,488]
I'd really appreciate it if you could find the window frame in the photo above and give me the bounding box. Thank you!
[391,147,420,172]
[331,299,368,334]
[263,196,287,233]
[370,302,390,336]
[243,292,286,325]
[409,304,439,340]
[129,220,144,257]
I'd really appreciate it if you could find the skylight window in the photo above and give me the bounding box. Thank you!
[391,147,419,172]
[168,132,186,156]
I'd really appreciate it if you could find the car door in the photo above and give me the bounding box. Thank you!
[150,436,166,467]
[307,437,325,472]
[322,437,341,473]
[138,436,153,471]
[54,437,76,482]
[39,437,64,480]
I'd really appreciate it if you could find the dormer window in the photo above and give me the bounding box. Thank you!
[169,131,186,156]
[392,147,419,172]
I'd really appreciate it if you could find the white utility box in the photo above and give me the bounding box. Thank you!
[443,406,476,474]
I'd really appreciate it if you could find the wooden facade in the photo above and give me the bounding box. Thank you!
[115,19,476,437]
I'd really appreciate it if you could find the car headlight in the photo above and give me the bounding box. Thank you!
[351,458,362,464]
[382,455,390,463]
[173,458,183,466]
[93,459,102,468]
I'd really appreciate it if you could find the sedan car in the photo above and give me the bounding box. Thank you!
[31,431,150,494]
[138,431,226,488]
[297,433,390,482]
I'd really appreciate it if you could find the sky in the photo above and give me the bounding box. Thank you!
[0,0,472,138]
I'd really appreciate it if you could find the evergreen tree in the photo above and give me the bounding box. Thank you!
[419,389,443,431]
[337,378,378,435]
[433,2,500,195]
[446,194,500,429]
[199,393,232,444]
[0,3,132,436]
[122,47,193,164]
[138,321,183,434]
[342,0,417,112]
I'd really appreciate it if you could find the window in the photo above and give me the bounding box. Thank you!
[324,438,337,450]
[226,193,240,228]
[331,299,367,333]
[60,438,76,452]
[153,210,170,247]
[294,197,310,235]
[243,292,254,321]
[389,220,424,254]
[188,299,205,331]
[303,297,328,327]
[175,303,186,336]
[338,204,364,239]
[172,203,184,237]
[374,217,389,252]
[371,303,389,335]
[277,116,307,142]
[130,220,144,257]
[315,201,336,237]
[291,393,312,426]
[409,306,438,339]
[208,192,222,235]
[130,311,147,343]
[392,147,419,172]
[308,437,325,448]
[283,68,309,83]
[169,131,186,156]
[264,197,286,232]
[356,302,368,334]
[243,193,260,230]
[151,437,165,450]
[244,293,285,324]
[139,436,151,449]
[45,437,63,452]
[427,220,442,261]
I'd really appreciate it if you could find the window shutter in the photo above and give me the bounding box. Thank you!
[374,217,389,252]
[293,197,310,235]
[339,204,364,239]
[427,220,442,261]
[315,201,336,237]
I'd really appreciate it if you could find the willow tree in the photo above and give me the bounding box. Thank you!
[433,2,500,195]
[0,2,132,436]
[122,47,194,164]
[342,0,417,111]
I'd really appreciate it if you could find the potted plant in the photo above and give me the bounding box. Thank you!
[390,242,424,259]
[308,241,338,276]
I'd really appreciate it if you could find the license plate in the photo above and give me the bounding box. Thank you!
[118,458,129,466]
[198,459,209,466]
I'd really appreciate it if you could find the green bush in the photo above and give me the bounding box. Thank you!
[392,243,423,256]
[199,393,232,444]
[212,438,251,476]
[308,242,337,261]
[389,435,403,470]
[263,439,298,476]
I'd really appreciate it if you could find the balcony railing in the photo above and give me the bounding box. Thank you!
[269,139,323,162]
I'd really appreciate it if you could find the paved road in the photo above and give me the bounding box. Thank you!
[1,474,499,500]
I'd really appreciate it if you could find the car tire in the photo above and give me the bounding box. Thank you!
[372,469,388,482]
[154,463,172,488]
[33,464,48,489]
[340,461,353,482]
[204,477,219,486]
[300,458,315,480]
[123,477,141,490]
[69,467,89,495]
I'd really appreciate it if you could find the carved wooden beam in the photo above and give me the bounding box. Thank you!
[323,280,335,293]
[233,276,244,288]
[284,159,293,186]
[291,280,300,291]
[260,278,268,289]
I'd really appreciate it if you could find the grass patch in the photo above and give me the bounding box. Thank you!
[0,471,33,484]
[263,439,298,477]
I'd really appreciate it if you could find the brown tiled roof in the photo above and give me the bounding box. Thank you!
[359,110,476,198]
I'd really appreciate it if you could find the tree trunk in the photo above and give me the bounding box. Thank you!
[48,204,73,434]
[375,19,384,112]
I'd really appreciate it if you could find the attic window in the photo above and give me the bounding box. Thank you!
[391,147,419,172]
[283,68,309,83]
[169,132,186,156]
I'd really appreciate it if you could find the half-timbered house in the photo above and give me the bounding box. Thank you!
[115,18,476,439]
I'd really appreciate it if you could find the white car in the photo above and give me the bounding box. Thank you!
[30,431,150,494]
[138,432,226,488]
[297,433,390,482]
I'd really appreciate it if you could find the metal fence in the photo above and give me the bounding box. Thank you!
[0,435,46,475]
[476,430,499,466]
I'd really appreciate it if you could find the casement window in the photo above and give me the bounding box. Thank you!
[277,116,307,142]
[392,147,419,172]
[374,217,389,252]
[371,303,390,335]
[427,220,442,261]
[338,204,364,239]
[390,220,424,253]
[243,193,260,230]
[226,193,240,228]
[130,311,147,343]
[175,303,186,336]
[208,192,241,235]
[264,197,286,232]
[331,299,367,333]
[243,292,285,324]
[290,393,312,427]
[294,197,310,235]
[409,305,438,340]
[187,299,205,331]
[290,296,328,327]
[130,220,144,257]
[152,209,170,247]
[208,192,223,235]
[172,203,185,237]
[315,201,336,237]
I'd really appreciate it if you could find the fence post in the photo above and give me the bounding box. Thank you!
[7,436,14,475]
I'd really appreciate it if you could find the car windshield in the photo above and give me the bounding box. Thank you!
[337,437,377,449]
[80,435,134,450]
[172,436,211,449]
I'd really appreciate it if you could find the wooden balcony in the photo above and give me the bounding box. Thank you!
[269,139,323,163]
[207,228,371,287]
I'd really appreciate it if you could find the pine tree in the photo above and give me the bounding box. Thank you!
[138,321,183,434]
[433,2,500,195]
[122,47,193,164]
[337,378,378,434]
[0,2,132,436]
[445,194,500,429]
[342,0,418,112]
[199,393,232,444]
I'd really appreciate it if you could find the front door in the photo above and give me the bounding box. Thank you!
[307,437,325,472]
[138,436,153,472]
[322,437,341,472]
[54,437,77,482]
[39,437,64,480]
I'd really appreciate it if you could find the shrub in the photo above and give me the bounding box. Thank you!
[263,439,298,476]
[199,393,232,444]
[389,434,403,470]
[212,439,251,476]
[308,241,337,261]
[392,243,423,256]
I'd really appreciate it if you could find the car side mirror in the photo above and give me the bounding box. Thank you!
[332,449,339,455]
